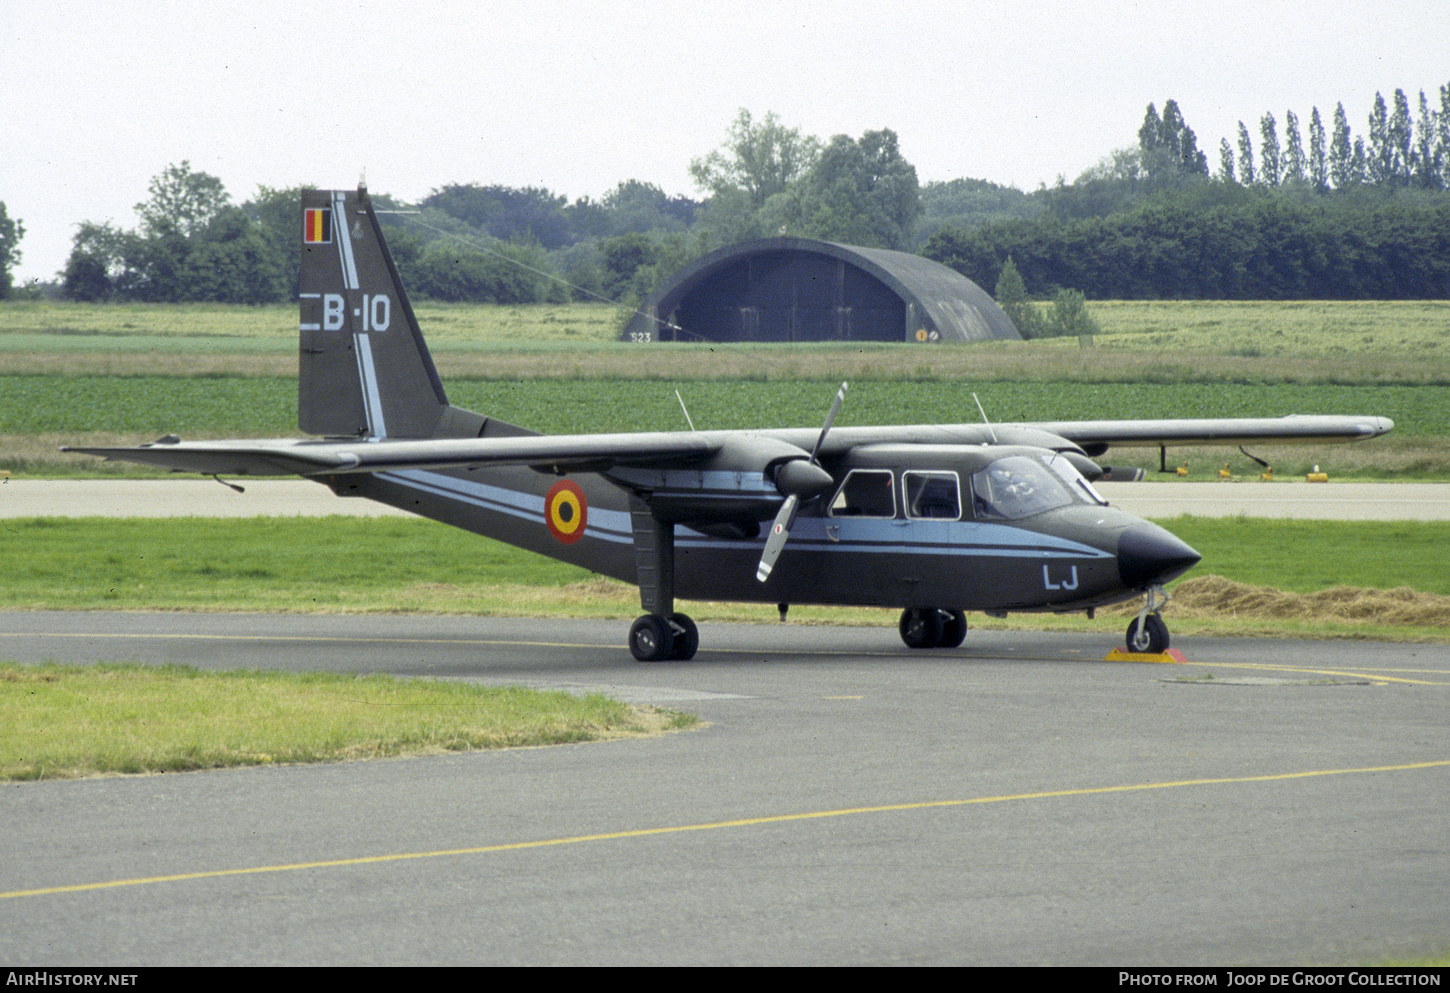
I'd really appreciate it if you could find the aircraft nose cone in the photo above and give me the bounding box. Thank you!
[1118,524,1201,589]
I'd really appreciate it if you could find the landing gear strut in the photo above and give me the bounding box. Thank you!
[1125,585,1172,653]
[899,608,968,649]
[627,495,699,662]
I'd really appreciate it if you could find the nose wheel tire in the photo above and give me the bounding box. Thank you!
[1125,613,1170,654]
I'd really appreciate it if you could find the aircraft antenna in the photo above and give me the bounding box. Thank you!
[675,390,696,432]
[972,392,998,444]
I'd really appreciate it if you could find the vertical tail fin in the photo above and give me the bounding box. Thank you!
[298,186,448,438]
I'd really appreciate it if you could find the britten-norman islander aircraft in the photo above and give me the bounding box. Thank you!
[68,187,1394,661]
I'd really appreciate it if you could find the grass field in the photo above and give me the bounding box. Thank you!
[5,373,1443,478]
[2,299,1447,480]
[2,299,1448,382]
[3,297,1446,350]
[0,663,692,780]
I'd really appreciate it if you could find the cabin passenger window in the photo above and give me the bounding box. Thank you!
[828,469,896,518]
[904,471,961,520]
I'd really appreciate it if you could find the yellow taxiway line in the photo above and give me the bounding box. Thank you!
[5,758,1446,902]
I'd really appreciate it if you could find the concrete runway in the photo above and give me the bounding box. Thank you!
[2,612,1447,966]
[4,477,1450,519]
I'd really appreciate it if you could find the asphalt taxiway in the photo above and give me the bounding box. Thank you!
[4,478,1450,519]
[2,612,1447,966]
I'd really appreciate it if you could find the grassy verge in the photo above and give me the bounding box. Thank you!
[2,516,1446,640]
[0,663,695,781]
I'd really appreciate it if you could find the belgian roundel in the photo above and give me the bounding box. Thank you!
[544,480,587,544]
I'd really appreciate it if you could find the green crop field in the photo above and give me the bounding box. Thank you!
[0,298,1446,477]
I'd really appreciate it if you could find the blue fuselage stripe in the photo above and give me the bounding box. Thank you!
[375,469,1113,561]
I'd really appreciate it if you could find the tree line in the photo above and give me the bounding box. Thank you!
[1,85,1446,304]
[925,87,1450,301]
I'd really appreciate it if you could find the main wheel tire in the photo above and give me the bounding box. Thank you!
[938,610,968,649]
[667,613,699,661]
[629,614,674,662]
[1125,613,1170,654]
[899,608,943,649]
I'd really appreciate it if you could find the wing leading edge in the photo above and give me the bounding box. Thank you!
[64,431,722,478]
[1028,414,1395,451]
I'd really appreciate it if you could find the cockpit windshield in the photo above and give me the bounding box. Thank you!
[970,454,1102,520]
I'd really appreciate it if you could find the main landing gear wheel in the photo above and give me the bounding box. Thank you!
[1125,613,1170,654]
[899,608,968,649]
[667,613,699,661]
[938,609,968,649]
[629,613,699,662]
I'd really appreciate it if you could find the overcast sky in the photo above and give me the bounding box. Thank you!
[3,0,1447,283]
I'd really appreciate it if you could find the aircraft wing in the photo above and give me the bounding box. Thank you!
[1025,415,1394,450]
[64,432,722,477]
[64,415,1393,478]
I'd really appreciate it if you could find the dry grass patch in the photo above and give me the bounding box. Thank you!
[1160,575,1450,627]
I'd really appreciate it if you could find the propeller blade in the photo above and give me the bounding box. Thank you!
[811,382,848,461]
[756,493,798,583]
[758,382,847,584]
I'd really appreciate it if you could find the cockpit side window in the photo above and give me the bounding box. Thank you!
[828,469,896,518]
[904,471,961,520]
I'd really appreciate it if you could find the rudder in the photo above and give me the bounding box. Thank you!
[298,186,449,438]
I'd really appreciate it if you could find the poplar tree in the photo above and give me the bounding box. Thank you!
[1308,107,1329,192]
[1237,122,1256,185]
[1259,113,1281,186]
[1389,88,1414,185]
[1218,138,1236,183]
[1330,103,1355,188]
[1138,103,1163,157]
[1413,90,1439,189]
[1367,93,1392,184]
[1139,100,1207,179]
[1441,84,1450,186]
[1282,110,1306,185]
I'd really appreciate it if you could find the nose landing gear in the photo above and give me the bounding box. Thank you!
[1125,585,1173,654]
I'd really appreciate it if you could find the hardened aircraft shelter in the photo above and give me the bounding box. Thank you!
[623,236,1021,344]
